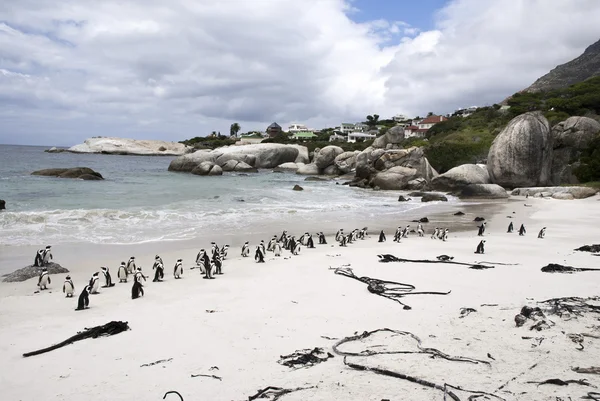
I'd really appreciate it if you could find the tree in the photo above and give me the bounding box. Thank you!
[366,114,380,128]
[230,123,241,137]
[427,111,433,117]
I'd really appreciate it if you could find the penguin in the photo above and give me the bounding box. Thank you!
[299,233,308,246]
[507,222,514,233]
[475,240,486,254]
[442,228,449,242]
[126,257,136,274]
[361,227,369,238]
[34,249,44,267]
[260,240,266,255]
[152,260,164,282]
[402,225,410,238]
[279,230,288,243]
[132,268,146,299]
[42,245,53,266]
[437,228,445,240]
[75,285,91,311]
[255,246,265,263]
[274,241,282,256]
[117,262,128,283]
[350,229,359,242]
[318,232,327,245]
[37,267,51,290]
[394,227,402,242]
[335,229,344,242]
[196,249,206,269]
[339,235,348,247]
[220,245,229,260]
[358,228,366,240]
[212,254,223,275]
[288,236,297,253]
[100,266,115,288]
[519,224,526,236]
[431,228,439,240]
[378,230,386,243]
[417,224,424,237]
[63,275,75,297]
[173,259,183,279]
[155,254,164,266]
[210,242,219,259]
[292,241,301,255]
[477,222,486,236]
[306,234,315,249]
[267,236,277,252]
[241,242,250,257]
[89,272,100,294]
[200,250,211,274]
[538,227,546,239]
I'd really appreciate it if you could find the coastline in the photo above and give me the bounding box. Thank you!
[1,194,599,401]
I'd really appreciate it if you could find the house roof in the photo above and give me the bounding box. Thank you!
[406,125,419,130]
[419,115,448,124]
[267,122,281,129]
[292,131,317,138]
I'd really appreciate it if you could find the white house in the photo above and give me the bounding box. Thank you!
[454,106,478,118]
[287,123,309,133]
[339,123,356,134]
[329,133,346,142]
[393,114,408,122]
[417,115,448,130]
[404,126,429,139]
[347,132,376,143]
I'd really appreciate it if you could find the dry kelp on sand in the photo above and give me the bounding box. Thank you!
[3,262,69,283]
[538,296,600,318]
[575,244,600,253]
[377,254,496,270]
[22,321,130,357]
[278,347,334,369]
[334,267,450,310]
[246,386,316,401]
[333,328,504,401]
[541,263,600,274]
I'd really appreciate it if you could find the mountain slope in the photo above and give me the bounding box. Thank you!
[523,38,600,93]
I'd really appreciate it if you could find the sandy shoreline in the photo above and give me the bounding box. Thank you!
[1,194,599,401]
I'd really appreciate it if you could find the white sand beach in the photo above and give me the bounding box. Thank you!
[1,195,599,401]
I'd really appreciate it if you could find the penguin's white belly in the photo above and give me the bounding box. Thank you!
[91,279,100,292]
[118,268,127,280]
[64,283,74,295]
[39,275,49,287]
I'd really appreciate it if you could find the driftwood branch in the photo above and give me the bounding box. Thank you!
[163,391,184,401]
[541,263,600,274]
[527,378,593,387]
[141,358,172,367]
[247,385,315,401]
[377,254,495,270]
[23,321,130,357]
[190,374,222,380]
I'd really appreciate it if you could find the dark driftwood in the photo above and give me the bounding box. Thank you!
[23,321,129,357]
[141,358,172,367]
[527,378,592,387]
[278,347,334,369]
[334,267,450,310]
[573,367,600,375]
[377,254,495,270]
[576,244,600,253]
[247,386,315,401]
[541,263,600,273]
[191,374,222,380]
[333,328,503,401]
[163,391,184,401]
[539,296,600,317]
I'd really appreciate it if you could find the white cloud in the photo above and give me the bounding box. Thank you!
[0,0,599,145]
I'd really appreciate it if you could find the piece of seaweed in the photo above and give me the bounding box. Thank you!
[377,254,495,270]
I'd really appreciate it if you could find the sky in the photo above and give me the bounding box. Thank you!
[1,0,600,146]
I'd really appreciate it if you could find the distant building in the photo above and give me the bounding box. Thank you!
[454,106,478,118]
[393,114,408,122]
[354,123,370,132]
[287,123,309,133]
[347,132,377,143]
[266,122,283,138]
[417,115,448,130]
[291,131,317,140]
[329,133,346,142]
[339,123,356,134]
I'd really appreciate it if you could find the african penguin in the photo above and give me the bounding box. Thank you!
[118,262,128,283]
[37,267,51,290]
[507,222,514,233]
[42,245,53,266]
[475,240,486,254]
[34,249,44,267]
[89,272,100,294]
[100,266,115,288]
[63,275,75,297]
[378,230,386,242]
[126,257,136,274]
[241,242,250,257]
[538,227,546,239]
[173,259,183,279]
[75,285,91,311]
[255,246,265,263]
[519,224,526,236]
[477,222,486,237]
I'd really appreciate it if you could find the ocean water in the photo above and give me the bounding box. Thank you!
[0,145,464,247]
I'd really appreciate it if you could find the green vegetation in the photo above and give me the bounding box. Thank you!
[230,123,241,137]
[422,77,600,173]
[573,135,600,183]
[262,131,373,153]
[179,135,236,150]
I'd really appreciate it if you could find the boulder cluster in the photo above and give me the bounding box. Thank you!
[31,167,104,180]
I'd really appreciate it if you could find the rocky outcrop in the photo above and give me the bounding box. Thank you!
[274,162,304,172]
[31,167,104,180]
[191,162,223,176]
[431,164,490,191]
[323,165,341,176]
[0,199,5,210]
[459,184,509,199]
[511,186,598,199]
[44,147,67,153]
[2,262,69,283]
[551,116,600,184]
[169,144,306,173]
[69,137,192,156]
[289,145,310,164]
[220,160,258,173]
[372,126,405,149]
[421,193,448,202]
[487,112,552,188]
[296,163,320,175]
[314,146,344,169]
[293,185,304,191]
[334,151,360,173]
[353,146,438,190]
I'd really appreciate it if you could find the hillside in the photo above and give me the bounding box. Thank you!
[522,38,600,94]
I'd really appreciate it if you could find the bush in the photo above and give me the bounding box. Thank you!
[573,135,600,183]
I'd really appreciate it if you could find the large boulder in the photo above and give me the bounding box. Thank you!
[431,164,490,191]
[372,126,405,149]
[0,199,5,210]
[68,137,192,156]
[191,161,222,176]
[168,150,216,172]
[371,166,418,190]
[296,163,320,175]
[487,112,552,188]
[334,151,359,173]
[31,167,104,180]
[511,186,598,199]
[459,184,508,199]
[220,160,258,173]
[314,146,344,169]
[323,165,342,176]
[551,116,600,184]
[274,162,304,172]
[421,193,448,202]
[288,144,310,164]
